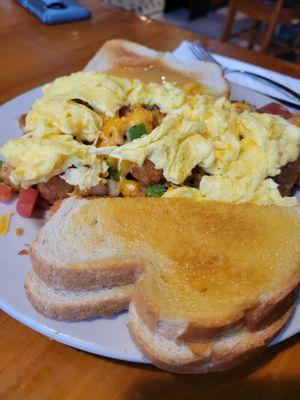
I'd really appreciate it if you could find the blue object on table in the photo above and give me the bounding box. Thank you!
[16,0,91,24]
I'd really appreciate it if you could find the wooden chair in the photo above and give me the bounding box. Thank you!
[222,0,300,54]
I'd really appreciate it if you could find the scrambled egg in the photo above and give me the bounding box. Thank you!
[1,134,106,190]
[98,114,213,184]
[42,72,133,117]
[24,72,134,142]
[25,96,102,142]
[1,71,300,206]
[24,72,188,141]
[61,159,108,191]
[128,81,187,113]
[98,95,300,206]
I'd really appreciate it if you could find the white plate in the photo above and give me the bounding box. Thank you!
[0,84,299,365]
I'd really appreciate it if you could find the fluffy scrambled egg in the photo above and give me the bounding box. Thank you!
[25,96,102,142]
[1,134,106,190]
[24,72,186,141]
[98,95,300,206]
[61,159,108,191]
[1,71,300,206]
[98,114,213,184]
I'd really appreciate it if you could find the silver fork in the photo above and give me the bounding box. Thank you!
[188,41,300,104]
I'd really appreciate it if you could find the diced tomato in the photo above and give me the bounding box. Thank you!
[0,184,13,202]
[16,188,39,218]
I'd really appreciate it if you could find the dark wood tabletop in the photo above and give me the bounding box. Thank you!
[0,1,299,399]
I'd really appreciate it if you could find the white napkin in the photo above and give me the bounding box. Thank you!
[172,41,300,104]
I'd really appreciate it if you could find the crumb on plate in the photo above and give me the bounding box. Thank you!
[15,227,24,236]
[18,249,29,255]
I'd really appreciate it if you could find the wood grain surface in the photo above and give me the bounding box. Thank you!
[0,1,299,399]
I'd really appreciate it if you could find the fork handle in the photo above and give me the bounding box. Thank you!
[225,70,300,103]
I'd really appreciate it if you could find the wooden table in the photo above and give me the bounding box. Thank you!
[1,1,300,399]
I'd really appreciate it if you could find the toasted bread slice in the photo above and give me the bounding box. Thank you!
[84,39,229,97]
[131,201,300,341]
[25,270,133,320]
[128,303,294,373]
[31,197,300,338]
[30,197,143,290]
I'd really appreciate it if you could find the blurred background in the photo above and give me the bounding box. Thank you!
[103,0,300,62]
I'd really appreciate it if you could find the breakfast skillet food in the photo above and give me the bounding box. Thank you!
[0,40,300,214]
[0,40,300,373]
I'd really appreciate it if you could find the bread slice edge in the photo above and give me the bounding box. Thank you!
[128,303,294,373]
[25,270,134,321]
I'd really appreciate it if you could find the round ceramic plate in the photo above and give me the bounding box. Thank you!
[0,83,299,364]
